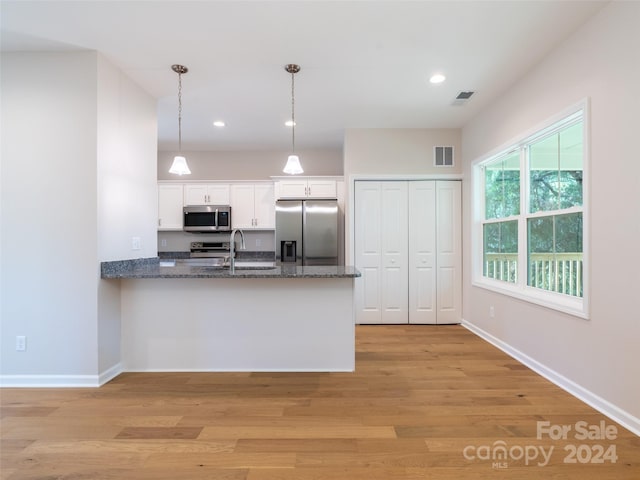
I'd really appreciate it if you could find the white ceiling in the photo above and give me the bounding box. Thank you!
[1,1,607,152]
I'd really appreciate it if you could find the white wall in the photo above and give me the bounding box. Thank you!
[0,51,157,385]
[158,148,343,181]
[97,55,158,262]
[96,54,157,374]
[1,52,100,380]
[344,128,462,177]
[462,1,640,432]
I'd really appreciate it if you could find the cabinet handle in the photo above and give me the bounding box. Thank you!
[158,219,161,227]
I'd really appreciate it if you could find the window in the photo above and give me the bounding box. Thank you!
[474,105,587,318]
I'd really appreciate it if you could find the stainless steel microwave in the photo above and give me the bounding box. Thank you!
[183,205,231,232]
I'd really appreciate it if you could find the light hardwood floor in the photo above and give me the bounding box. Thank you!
[1,325,638,479]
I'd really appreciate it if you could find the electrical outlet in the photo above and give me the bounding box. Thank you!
[255,238,262,247]
[489,306,495,318]
[160,238,167,247]
[132,236,141,250]
[16,336,26,351]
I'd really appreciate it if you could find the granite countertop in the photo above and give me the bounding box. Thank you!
[101,257,360,279]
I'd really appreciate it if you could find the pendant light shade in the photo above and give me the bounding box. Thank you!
[283,64,303,175]
[283,155,303,175]
[169,64,191,175]
[169,155,191,175]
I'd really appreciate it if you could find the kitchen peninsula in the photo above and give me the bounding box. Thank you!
[102,258,359,372]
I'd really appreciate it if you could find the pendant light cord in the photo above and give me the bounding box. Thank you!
[177,71,183,152]
[291,70,295,154]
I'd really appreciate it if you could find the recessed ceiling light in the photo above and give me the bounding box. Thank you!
[285,120,296,127]
[429,73,446,84]
[213,121,225,127]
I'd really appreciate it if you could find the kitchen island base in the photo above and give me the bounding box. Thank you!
[121,277,355,372]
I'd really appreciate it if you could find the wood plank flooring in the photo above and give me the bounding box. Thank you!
[1,325,638,479]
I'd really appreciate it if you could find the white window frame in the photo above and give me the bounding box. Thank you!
[472,100,590,319]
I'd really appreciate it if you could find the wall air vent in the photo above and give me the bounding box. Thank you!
[434,146,454,167]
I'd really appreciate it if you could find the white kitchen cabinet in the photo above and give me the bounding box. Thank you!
[354,180,461,325]
[158,184,184,230]
[277,178,337,199]
[184,184,230,205]
[230,183,275,229]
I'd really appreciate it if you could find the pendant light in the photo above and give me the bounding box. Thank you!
[283,64,303,175]
[169,64,191,175]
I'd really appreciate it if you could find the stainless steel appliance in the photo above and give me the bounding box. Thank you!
[275,200,338,266]
[183,205,231,232]
[189,241,230,258]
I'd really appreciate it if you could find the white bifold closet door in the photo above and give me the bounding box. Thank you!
[354,181,408,324]
[408,181,461,324]
[355,180,461,324]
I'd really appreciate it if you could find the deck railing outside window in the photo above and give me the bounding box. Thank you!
[484,253,583,297]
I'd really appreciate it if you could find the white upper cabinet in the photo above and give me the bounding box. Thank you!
[230,183,275,229]
[253,184,276,229]
[158,184,184,230]
[184,184,230,205]
[276,178,337,199]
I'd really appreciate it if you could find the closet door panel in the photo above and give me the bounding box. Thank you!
[436,181,462,324]
[380,182,408,324]
[409,181,437,324]
[355,182,383,323]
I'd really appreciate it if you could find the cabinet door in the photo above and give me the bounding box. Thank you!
[253,184,275,228]
[278,180,308,198]
[409,182,437,324]
[307,180,337,199]
[184,184,229,204]
[435,181,462,324]
[230,184,256,229]
[184,185,208,205]
[207,184,230,204]
[158,184,184,230]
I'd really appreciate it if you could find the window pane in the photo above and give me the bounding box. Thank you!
[484,152,520,219]
[483,220,518,283]
[527,213,583,297]
[529,121,583,213]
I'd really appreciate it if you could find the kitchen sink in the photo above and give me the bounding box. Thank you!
[231,261,276,270]
[169,257,226,269]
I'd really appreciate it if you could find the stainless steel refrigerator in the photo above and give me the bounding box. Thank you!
[275,200,339,266]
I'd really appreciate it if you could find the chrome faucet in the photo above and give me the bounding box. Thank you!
[229,228,246,272]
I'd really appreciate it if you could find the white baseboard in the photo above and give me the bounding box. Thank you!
[98,362,123,385]
[0,363,123,388]
[462,319,640,437]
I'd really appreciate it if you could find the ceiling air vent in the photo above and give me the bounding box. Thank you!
[452,91,475,106]
[434,146,454,167]
[456,91,474,100]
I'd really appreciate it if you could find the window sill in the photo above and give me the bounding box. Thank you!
[472,277,589,320]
